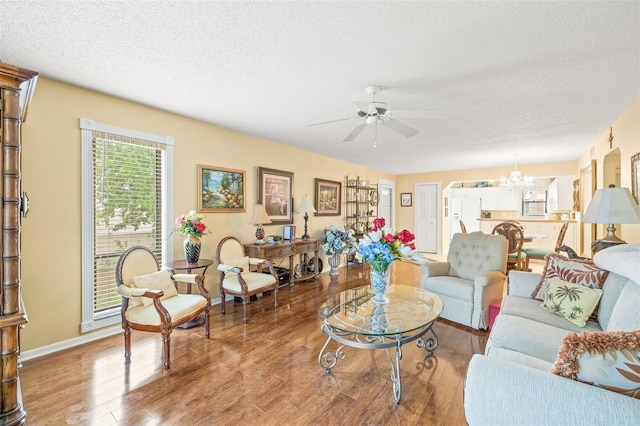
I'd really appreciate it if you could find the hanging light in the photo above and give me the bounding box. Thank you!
[500,155,534,192]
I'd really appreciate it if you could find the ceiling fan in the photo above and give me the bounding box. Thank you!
[307,85,435,146]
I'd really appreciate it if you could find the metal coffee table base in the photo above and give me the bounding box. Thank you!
[318,321,439,404]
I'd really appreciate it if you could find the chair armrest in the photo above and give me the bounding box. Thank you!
[217,264,243,273]
[420,262,450,277]
[464,355,640,425]
[117,284,150,298]
[474,270,506,288]
[172,273,200,283]
[507,270,542,297]
[249,257,267,265]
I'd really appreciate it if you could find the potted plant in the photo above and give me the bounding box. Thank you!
[322,226,356,276]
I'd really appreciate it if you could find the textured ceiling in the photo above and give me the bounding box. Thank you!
[1,1,639,175]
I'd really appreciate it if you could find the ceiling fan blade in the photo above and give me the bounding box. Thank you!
[343,121,368,142]
[388,110,443,119]
[306,116,355,127]
[381,118,419,138]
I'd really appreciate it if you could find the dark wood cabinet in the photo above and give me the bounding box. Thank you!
[0,62,38,425]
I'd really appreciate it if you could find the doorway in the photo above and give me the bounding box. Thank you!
[378,179,395,229]
[415,182,440,254]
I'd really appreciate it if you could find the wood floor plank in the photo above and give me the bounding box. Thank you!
[20,261,485,425]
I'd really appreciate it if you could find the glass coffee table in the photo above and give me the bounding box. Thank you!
[317,284,443,404]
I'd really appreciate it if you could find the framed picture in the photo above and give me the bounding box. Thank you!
[314,178,341,216]
[632,152,640,204]
[197,164,246,212]
[258,167,294,224]
[401,192,412,207]
[283,225,296,241]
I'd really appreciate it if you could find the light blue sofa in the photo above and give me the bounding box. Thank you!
[464,244,640,425]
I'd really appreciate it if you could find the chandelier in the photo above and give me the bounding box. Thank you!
[500,156,533,192]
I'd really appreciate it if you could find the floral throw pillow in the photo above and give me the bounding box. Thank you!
[553,330,640,399]
[540,278,602,327]
[532,253,609,321]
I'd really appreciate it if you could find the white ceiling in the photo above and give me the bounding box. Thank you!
[1,1,639,175]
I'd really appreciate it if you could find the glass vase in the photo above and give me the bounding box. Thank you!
[183,235,201,264]
[369,261,391,305]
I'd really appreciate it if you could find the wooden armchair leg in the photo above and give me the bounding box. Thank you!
[204,309,210,339]
[162,331,171,369]
[123,327,131,364]
[242,298,248,324]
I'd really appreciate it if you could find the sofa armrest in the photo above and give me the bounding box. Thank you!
[420,261,450,277]
[464,355,640,426]
[507,270,541,297]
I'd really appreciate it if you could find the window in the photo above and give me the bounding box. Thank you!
[80,119,174,332]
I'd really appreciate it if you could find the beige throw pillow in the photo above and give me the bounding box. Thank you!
[553,330,640,399]
[540,278,602,327]
[132,269,178,307]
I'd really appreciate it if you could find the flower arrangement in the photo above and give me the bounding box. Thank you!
[322,225,356,255]
[357,217,416,274]
[175,210,209,238]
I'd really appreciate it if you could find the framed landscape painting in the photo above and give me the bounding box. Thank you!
[258,167,293,224]
[314,178,341,216]
[198,164,245,212]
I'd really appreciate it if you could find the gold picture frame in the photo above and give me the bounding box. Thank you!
[197,164,246,212]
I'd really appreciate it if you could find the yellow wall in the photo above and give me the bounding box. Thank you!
[576,98,640,245]
[18,77,640,353]
[20,78,393,350]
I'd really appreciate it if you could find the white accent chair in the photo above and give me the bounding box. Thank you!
[115,246,211,369]
[216,236,279,323]
[420,232,508,329]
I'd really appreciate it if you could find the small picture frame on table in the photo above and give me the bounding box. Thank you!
[400,193,412,207]
[283,225,296,241]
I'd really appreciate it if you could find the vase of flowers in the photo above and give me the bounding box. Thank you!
[322,226,356,276]
[357,218,415,305]
[175,210,209,264]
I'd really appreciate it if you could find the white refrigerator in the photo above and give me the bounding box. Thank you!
[450,197,481,240]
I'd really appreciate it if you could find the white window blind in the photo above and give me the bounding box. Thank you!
[81,119,174,332]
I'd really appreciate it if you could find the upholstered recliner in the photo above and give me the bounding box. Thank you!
[115,246,211,369]
[420,232,508,329]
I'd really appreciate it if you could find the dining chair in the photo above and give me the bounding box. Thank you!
[459,220,467,233]
[491,222,526,271]
[522,222,569,270]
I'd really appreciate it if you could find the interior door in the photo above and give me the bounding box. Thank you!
[378,179,395,229]
[415,182,440,253]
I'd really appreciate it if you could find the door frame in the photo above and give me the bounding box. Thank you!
[378,179,396,230]
[414,181,442,254]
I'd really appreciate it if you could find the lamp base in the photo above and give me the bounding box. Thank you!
[255,225,266,245]
[591,223,627,254]
[302,213,310,240]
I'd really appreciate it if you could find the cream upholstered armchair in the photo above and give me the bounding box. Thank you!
[420,232,507,330]
[216,236,279,323]
[115,246,210,369]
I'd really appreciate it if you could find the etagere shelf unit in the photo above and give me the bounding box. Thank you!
[344,175,378,266]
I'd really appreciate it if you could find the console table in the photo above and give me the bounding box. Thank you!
[244,238,320,286]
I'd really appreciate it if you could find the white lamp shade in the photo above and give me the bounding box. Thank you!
[249,203,272,225]
[582,188,640,224]
[296,196,317,213]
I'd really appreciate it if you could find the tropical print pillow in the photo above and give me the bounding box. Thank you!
[532,253,608,321]
[553,330,640,399]
[540,278,602,327]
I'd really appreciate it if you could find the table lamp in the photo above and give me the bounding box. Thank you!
[296,195,317,240]
[249,203,272,244]
[582,187,640,253]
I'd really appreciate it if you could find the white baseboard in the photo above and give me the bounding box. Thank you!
[20,296,231,362]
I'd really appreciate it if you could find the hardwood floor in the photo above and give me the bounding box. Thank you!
[20,261,488,425]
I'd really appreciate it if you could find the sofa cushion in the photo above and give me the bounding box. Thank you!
[500,296,602,332]
[553,330,640,399]
[532,253,608,321]
[486,346,553,372]
[597,272,632,331]
[540,278,602,327]
[488,313,599,363]
[132,269,178,307]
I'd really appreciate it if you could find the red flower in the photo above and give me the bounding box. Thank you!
[396,229,415,245]
[373,217,386,231]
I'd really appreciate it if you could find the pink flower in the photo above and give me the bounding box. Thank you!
[373,217,386,231]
